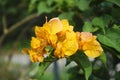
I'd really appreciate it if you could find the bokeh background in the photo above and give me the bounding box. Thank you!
[0,0,120,80]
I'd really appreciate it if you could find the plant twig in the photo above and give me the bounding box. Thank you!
[2,14,8,34]
[0,13,38,46]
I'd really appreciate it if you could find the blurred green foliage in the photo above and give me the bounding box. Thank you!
[0,0,120,80]
[28,0,120,80]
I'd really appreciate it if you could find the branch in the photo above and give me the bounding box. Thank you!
[2,14,8,34]
[0,13,38,46]
[8,13,38,34]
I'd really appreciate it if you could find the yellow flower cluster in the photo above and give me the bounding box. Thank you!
[23,18,103,62]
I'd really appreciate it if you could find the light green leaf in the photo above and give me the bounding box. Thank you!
[65,0,76,7]
[30,0,37,4]
[46,0,53,6]
[107,0,120,7]
[113,24,120,28]
[37,2,52,15]
[38,62,51,76]
[59,12,74,21]
[83,22,93,32]
[28,0,37,13]
[99,52,107,67]
[98,28,120,52]
[71,52,92,80]
[92,17,105,33]
[29,63,39,77]
[29,62,52,78]
[76,0,90,11]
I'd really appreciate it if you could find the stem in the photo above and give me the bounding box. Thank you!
[0,13,38,46]
[2,14,8,34]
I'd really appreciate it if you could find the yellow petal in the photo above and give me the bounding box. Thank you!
[61,19,73,31]
[82,40,103,58]
[31,37,40,49]
[35,26,47,39]
[84,50,102,58]
[55,31,78,57]
[44,18,62,34]
[29,50,44,62]
[22,48,29,54]
[62,40,78,57]
[54,42,63,58]
[49,34,57,47]
[80,32,93,42]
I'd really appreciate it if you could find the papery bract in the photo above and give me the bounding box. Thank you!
[23,17,103,62]
[76,32,103,58]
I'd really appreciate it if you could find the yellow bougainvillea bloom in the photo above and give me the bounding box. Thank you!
[23,17,103,62]
[31,37,40,49]
[23,18,62,62]
[76,32,103,58]
[23,17,78,62]
[54,20,78,58]
[61,31,78,57]
[28,50,44,62]
[44,18,62,34]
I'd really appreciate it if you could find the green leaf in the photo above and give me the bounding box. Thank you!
[46,0,53,6]
[97,28,120,52]
[38,62,52,76]
[37,1,52,15]
[92,17,105,33]
[59,12,74,21]
[28,0,38,13]
[101,15,113,27]
[71,51,92,80]
[82,22,93,32]
[29,62,52,79]
[29,63,39,77]
[113,24,120,28]
[75,0,90,11]
[99,52,107,67]
[65,0,75,7]
[30,0,37,4]
[107,0,120,7]
[65,58,72,66]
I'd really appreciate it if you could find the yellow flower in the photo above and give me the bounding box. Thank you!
[61,31,78,57]
[35,26,47,40]
[76,32,103,58]
[23,18,64,62]
[44,18,63,34]
[42,18,63,47]
[82,40,103,58]
[23,17,103,62]
[29,50,44,62]
[54,20,78,58]
[31,37,40,49]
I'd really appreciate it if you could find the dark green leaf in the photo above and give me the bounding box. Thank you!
[101,15,113,27]
[71,51,92,80]
[65,58,72,66]
[107,0,120,7]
